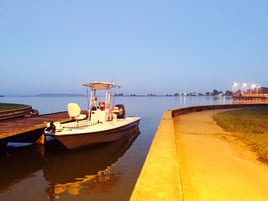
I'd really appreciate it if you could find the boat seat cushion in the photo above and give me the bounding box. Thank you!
[67,103,87,120]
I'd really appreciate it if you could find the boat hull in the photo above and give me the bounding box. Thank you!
[46,118,140,150]
[44,124,140,184]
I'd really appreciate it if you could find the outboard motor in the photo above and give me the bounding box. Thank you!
[114,104,125,119]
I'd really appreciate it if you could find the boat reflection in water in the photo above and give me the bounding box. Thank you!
[0,144,44,193]
[43,125,140,200]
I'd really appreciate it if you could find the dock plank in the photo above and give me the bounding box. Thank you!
[0,112,70,140]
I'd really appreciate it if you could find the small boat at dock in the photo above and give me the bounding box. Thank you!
[44,82,141,150]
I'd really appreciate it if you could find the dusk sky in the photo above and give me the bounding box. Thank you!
[1,0,267,95]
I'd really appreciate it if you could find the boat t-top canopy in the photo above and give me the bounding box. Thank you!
[82,82,120,90]
[83,82,120,110]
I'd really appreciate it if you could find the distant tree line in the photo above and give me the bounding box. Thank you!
[174,89,233,97]
[259,87,268,94]
[115,89,234,97]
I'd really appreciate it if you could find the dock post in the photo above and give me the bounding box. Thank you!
[36,132,45,145]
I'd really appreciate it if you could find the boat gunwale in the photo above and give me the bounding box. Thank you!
[45,117,141,137]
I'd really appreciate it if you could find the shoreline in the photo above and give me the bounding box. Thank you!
[130,104,268,201]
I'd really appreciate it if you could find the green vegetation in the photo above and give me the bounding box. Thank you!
[0,103,28,111]
[213,106,268,163]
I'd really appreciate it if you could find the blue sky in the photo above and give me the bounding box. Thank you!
[1,0,267,95]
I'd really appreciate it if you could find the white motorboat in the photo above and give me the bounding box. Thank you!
[44,82,141,150]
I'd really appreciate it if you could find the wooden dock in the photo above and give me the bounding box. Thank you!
[233,94,268,101]
[0,105,34,121]
[0,112,71,145]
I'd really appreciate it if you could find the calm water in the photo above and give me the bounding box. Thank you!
[0,96,232,201]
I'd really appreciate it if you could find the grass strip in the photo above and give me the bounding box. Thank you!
[0,103,28,112]
[213,106,268,163]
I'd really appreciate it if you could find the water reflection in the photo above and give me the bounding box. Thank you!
[0,144,44,193]
[43,125,140,200]
[0,126,140,200]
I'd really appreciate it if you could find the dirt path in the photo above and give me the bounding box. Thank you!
[174,109,268,201]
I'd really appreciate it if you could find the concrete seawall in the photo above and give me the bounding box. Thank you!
[130,103,268,201]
